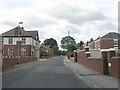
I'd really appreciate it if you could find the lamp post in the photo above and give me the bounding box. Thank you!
[17,22,23,64]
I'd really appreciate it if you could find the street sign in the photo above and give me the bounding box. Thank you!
[16,41,21,48]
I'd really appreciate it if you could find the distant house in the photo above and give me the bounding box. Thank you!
[88,32,120,50]
[40,45,53,59]
[74,32,120,79]
[2,26,40,64]
[101,32,120,49]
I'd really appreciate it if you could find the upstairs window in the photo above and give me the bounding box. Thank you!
[32,39,34,45]
[22,38,26,44]
[114,39,118,46]
[8,38,13,44]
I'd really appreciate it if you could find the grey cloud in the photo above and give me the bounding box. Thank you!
[65,25,81,35]
[85,11,107,21]
[25,15,57,28]
[97,22,117,31]
[48,3,108,25]
[0,0,33,9]
[38,30,47,39]
[1,21,16,27]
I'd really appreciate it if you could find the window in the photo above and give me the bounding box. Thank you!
[114,39,118,46]
[31,48,35,56]
[32,39,34,45]
[22,38,26,44]
[36,41,37,46]
[21,48,26,56]
[8,48,13,56]
[9,38,13,44]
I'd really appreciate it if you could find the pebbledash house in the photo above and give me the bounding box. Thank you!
[2,26,40,69]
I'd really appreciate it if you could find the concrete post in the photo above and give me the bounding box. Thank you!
[108,48,115,60]
[85,52,90,57]
[84,46,89,52]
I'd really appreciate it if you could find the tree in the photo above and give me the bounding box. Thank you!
[43,38,58,48]
[86,41,89,46]
[60,36,76,49]
[77,41,84,50]
[43,38,59,56]
[52,46,59,56]
[90,38,93,42]
[67,44,77,53]
[59,50,67,56]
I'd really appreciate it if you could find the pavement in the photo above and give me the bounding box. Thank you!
[64,56,120,89]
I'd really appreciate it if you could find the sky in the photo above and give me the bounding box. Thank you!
[0,0,119,47]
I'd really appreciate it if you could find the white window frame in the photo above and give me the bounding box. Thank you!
[8,37,13,44]
[21,48,26,56]
[114,39,118,46]
[8,48,13,56]
[22,37,26,44]
[31,48,35,56]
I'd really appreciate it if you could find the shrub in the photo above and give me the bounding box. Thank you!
[116,50,120,56]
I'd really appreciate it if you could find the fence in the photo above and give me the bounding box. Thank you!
[2,57,37,70]
[72,47,120,79]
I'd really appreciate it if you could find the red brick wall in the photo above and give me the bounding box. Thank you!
[76,50,120,79]
[3,45,36,57]
[77,51,102,73]
[77,51,87,65]
[87,58,102,73]
[95,40,101,49]
[94,39,114,49]
[2,58,18,69]
[2,57,37,70]
[89,42,94,49]
[101,39,114,49]
[109,57,120,79]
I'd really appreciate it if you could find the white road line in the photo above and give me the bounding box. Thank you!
[38,59,47,61]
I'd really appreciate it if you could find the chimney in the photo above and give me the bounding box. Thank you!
[21,27,24,30]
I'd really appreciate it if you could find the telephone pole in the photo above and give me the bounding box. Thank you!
[17,22,23,64]
[68,31,70,36]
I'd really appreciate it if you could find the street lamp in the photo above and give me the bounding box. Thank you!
[17,22,23,64]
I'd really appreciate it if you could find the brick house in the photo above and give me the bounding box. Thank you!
[73,32,120,79]
[88,38,114,50]
[2,26,40,69]
[88,32,120,50]
[40,45,53,59]
[101,32,120,49]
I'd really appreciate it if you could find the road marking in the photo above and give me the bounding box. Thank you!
[38,59,47,61]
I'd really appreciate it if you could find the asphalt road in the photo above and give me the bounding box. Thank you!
[2,56,89,88]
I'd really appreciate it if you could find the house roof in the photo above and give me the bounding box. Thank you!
[27,31,39,40]
[2,26,40,41]
[2,26,30,36]
[101,32,120,39]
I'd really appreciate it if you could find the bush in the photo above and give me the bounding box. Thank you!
[116,50,120,56]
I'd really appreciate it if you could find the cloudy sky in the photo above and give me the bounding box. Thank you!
[0,0,119,46]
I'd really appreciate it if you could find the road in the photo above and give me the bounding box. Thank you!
[2,56,89,88]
